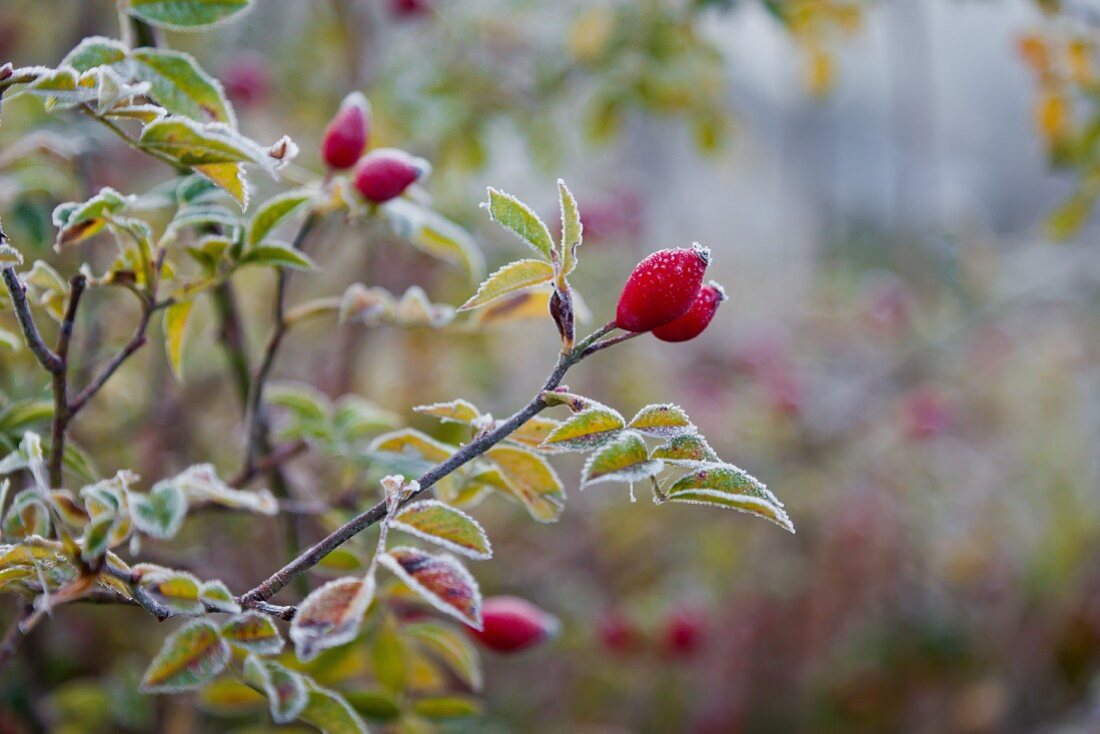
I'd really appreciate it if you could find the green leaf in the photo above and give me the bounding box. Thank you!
[163,300,194,380]
[127,0,253,30]
[483,445,566,523]
[627,403,695,438]
[52,187,129,248]
[483,187,554,261]
[138,118,278,172]
[665,464,793,532]
[405,621,482,692]
[248,190,312,246]
[458,259,555,311]
[243,654,308,724]
[221,610,284,654]
[289,576,375,662]
[298,680,369,734]
[238,242,316,271]
[391,500,492,560]
[557,178,582,279]
[379,547,482,628]
[81,513,116,561]
[341,689,401,721]
[382,198,484,280]
[138,568,204,616]
[650,433,720,466]
[267,382,330,424]
[128,48,234,125]
[370,613,407,692]
[581,431,663,488]
[199,580,241,613]
[540,407,625,452]
[130,480,188,539]
[332,396,401,441]
[413,696,483,720]
[172,463,278,515]
[61,36,127,73]
[0,399,53,434]
[140,619,230,693]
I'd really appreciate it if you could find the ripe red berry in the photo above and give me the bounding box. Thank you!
[597,608,641,655]
[353,148,430,204]
[467,596,558,653]
[652,281,727,342]
[615,244,710,332]
[661,606,708,658]
[391,0,431,17]
[322,92,370,171]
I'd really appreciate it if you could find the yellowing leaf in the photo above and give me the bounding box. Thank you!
[582,432,663,487]
[391,500,492,560]
[469,288,553,327]
[627,403,695,438]
[299,680,369,734]
[484,445,565,523]
[369,429,455,463]
[378,547,482,628]
[248,190,312,246]
[140,619,230,693]
[163,301,194,381]
[194,163,247,209]
[139,568,203,616]
[508,416,560,450]
[221,611,284,655]
[290,575,376,662]
[405,621,483,692]
[483,188,554,261]
[413,399,481,424]
[541,407,625,452]
[458,259,555,311]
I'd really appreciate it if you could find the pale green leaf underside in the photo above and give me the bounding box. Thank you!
[459,258,555,311]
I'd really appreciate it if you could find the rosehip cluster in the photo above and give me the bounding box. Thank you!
[615,244,728,342]
[466,596,559,654]
[320,92,430,204]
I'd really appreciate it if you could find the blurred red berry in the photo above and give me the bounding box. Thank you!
[903,387,952,440]
[391,0,432,17]
[468,596,559,653]
[597,609,641,655]
[220,52,272,108]
[615,245,710,333]
[322,92,370,171]
[353,148,430,203]
[653,281,727,342]
[764,369,803,418]
[662,606,708,658]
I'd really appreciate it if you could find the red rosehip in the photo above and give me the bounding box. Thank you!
[221,52,272,108]
[615,245,710,332]
[467,596,559,653]
[652,281,727,342]
[597,609,641,655]
[391,0,431,17]
[352,148,430,204]
[322,92,370,171]
[661,606,708,658]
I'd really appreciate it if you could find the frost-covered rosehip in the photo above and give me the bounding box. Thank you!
[615,244,710,333]
[467,596,559,653]
[353,148,430,204]
[322,92,371,170]
[652,281,727,342]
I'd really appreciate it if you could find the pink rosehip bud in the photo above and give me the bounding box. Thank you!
[467,596,559,653]
[661,606,708,658]
[322,92,371,171]
[615,245,710,333]
[352,148,430,204]
[652,281,727,342]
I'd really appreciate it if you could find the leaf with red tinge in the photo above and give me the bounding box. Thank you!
[391,501,492,560]
[140,619,230,693]
[378,547,482,629]
[289,575,376,662]
[627,404,695,438]
[221,610,284,654]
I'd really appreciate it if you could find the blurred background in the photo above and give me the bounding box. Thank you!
[3,0,1100,732]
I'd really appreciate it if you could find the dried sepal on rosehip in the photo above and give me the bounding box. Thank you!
[615,244,710,333]
[466,596,559,653]
[353,148,431,204]
[652,281,727,342]
[322,92,371,170]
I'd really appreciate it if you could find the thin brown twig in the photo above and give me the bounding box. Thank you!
[48,275,85,487]
[228,440,308,488]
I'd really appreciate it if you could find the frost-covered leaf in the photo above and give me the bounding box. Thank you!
[139,568,203,616]
[20,67,99,109]
[483,188,554,261]
[483,446,565,523]
[382,198,484,280]
[665,464,793,532]
[627,404,695,439]
[49,489,89,528]
[163,300,194,380]
[339,283,394,325]
[290,576,375,662]
[541,407,625,452]
[405,621,482,692]
[173,464,277,515]
[221,611,284,654]
[60,36,127,73]
[248,190,312,246]
[140,619,230,693]
[128,48,235,125]
[80,513,115,561]
[199,580,240,613]
[413,399,480,425]
[393,286,454,328]
[238,242,316,271]
[369,429,455,463]
[195,162,247,208]
[650,433,720,466]
[139,118,284,174]
[2,489,51,539]
[379,547,481,628]
[539,389,598,413]
[299,680,369,734]
[391,501,491,560]
[469,288,551,327]
[458,259,555,311]
[557,179,582,278]
[508,416,560,450]
[127,0,253,30]
[52,187,129,248]
[243,654,308,724]
[582,431,663,488]
[130,480,187,539]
